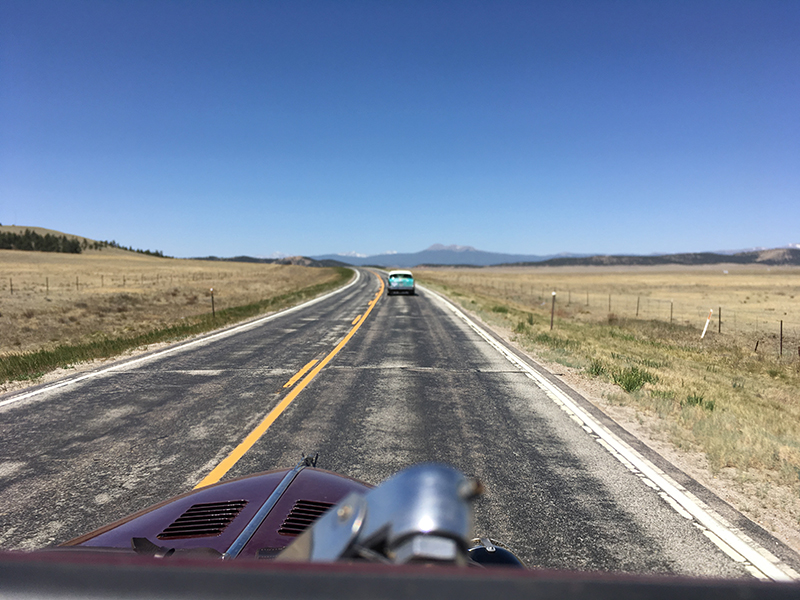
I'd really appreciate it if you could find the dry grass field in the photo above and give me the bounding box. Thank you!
[417,264,800,346]
[416,265,800,544]
[0,249,349,379]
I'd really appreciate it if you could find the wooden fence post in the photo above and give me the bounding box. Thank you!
[550,292,556,330]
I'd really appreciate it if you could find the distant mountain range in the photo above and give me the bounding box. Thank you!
[311,245,587,267]
[310,244,800,268]
[7,225,799,268]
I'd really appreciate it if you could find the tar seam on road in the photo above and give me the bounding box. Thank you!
[422,285,798,583]
[0,270,362,410]
[194,272,385,489]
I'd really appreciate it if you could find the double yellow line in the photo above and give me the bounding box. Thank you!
[194,272,385,488]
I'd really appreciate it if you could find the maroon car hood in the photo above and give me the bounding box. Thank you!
[63,467,371,559]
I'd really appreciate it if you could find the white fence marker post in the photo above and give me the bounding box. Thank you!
[701,309,713,339]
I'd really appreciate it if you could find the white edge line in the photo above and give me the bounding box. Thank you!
[0,269,361,409]
[422,285,795,583]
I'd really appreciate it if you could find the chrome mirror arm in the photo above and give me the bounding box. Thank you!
[277,464,480,565]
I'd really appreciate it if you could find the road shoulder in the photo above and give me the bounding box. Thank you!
[424,286,800,572]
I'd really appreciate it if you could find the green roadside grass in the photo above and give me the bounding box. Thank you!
[1,267,352,384]
[419,276,800,500]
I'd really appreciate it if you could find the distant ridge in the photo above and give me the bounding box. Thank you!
[312,244,583,267]
[0,225,166,257]
[12,227,798,268]
[312,244,800,268]
[501,248,800,267]
[194,255,347,268]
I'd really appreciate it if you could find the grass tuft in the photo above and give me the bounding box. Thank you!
[683,392,715,411]
[587,359,607,377]
[533,332,581,351]
[612,366,658,393]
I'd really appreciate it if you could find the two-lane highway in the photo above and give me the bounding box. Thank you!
[0,269,797,579]
[0,269,377,549]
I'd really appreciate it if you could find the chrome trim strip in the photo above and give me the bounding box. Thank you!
[222,460,308,560]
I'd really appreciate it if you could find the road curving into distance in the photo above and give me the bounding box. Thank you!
[0,268,798,580]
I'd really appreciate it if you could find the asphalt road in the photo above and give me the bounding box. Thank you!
[0,269,797,579]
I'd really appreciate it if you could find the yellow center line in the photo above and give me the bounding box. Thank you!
[282,359,318,389]
[351,314,362,326]
[194,271,385,489]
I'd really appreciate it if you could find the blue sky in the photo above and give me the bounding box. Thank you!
[2,1,798,258]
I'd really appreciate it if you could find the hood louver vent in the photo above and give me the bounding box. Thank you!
[278,500,334,536]
[157,500,248,540]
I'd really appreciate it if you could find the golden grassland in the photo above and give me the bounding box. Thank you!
[418,264,800,341]
[0,249,345,357]
[416,265,800,536]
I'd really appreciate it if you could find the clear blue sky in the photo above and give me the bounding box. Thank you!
[2,1,798,258]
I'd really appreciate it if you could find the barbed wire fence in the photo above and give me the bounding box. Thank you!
[441,273,800,360]
[0,270,239,295]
